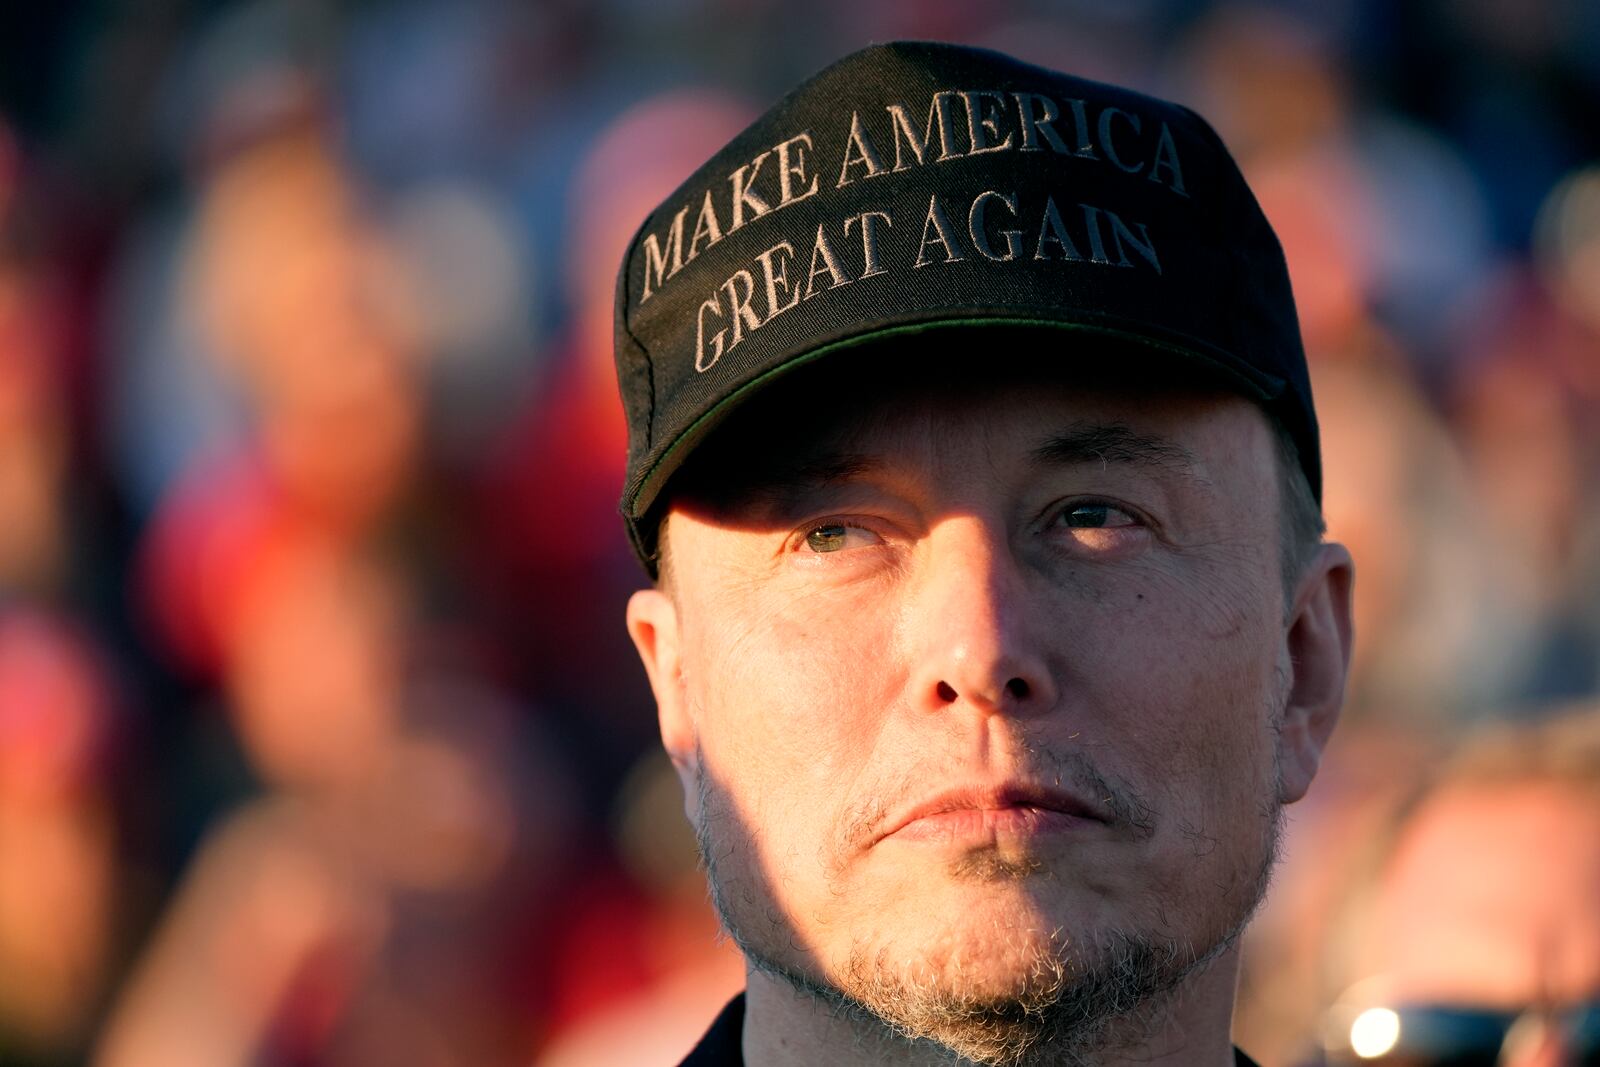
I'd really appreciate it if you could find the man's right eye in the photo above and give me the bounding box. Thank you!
[802,522,879,553]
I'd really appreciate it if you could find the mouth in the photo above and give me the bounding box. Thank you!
[876,783,1112,847]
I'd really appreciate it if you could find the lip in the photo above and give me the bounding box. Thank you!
[876,783,1111,846]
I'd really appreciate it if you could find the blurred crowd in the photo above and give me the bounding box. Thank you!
[0,1,1595,1065]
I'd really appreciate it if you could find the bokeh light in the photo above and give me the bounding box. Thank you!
[1349,1007,1402,1059]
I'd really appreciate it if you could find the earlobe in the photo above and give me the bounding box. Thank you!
[1276,542,1355,804]
[625,588,700,793]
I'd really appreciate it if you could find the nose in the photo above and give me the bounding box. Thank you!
[906,515,1058,717]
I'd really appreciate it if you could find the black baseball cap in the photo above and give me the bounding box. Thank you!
[614,40,1317,574]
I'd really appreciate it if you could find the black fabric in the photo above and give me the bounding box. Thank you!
[679,993,1267,1065]
[677,993,744,1066]
[613,40,1318,574]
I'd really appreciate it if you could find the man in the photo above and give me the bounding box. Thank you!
[612,41,1354,1066]
[1318,708,1600,1067]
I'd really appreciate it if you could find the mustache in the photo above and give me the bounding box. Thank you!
[830,746,1158,858]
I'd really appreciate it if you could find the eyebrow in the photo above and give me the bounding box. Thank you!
[1029,423,1201,479]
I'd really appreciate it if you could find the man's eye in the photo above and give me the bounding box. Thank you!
[1046,502,1147,552]
[803,523,877,553]
[1058,503,1136,529]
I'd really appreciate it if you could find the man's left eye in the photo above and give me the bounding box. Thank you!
[1045,501,1149,553]
[1057,502,1138,529]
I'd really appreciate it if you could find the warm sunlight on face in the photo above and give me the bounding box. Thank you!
[626,362,1351,1059]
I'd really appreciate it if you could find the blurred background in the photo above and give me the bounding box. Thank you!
[0,1,1596,1065]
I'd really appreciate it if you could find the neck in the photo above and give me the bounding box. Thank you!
[739,943,1245,1066]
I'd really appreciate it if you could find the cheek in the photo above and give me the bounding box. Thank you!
[684,590,904,861]
[1067,610,1282,940]
[1065,572,1283,830]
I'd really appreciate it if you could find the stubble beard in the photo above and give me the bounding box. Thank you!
[692,762,1283,1066]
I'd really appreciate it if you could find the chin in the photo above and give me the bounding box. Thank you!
[832,915,1180,1067]
[841,894,1077,997]
[910,853,1109,938]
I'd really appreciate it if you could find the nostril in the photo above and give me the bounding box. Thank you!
[1006,677,1030,700]
[935,681,958,703]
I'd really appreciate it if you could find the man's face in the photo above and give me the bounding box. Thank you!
[628,362,1350,1057]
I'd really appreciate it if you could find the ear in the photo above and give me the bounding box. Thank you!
[626,588,701,814]
[1276,542,1355,804]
